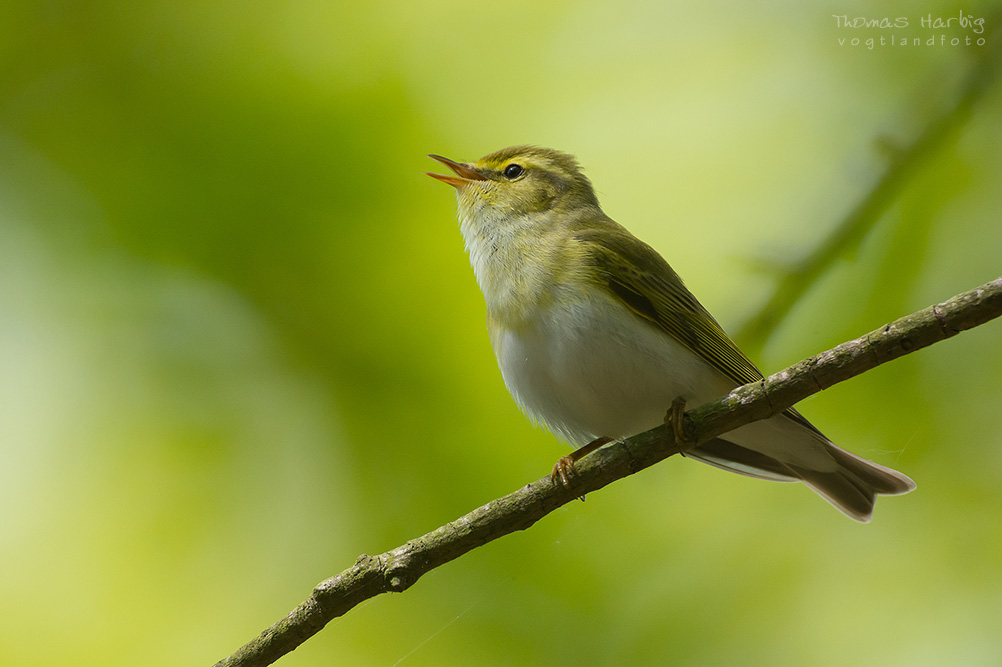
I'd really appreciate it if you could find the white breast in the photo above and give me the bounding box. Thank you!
[488,283,734,448]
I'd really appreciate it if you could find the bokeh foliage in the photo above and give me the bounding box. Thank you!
[1,1,1000,665]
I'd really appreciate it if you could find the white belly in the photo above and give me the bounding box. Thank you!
[489,286,735,447]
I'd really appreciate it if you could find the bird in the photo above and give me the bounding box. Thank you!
[426,145,915,521]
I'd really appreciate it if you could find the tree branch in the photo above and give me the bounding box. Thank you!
[214,276,1002,667]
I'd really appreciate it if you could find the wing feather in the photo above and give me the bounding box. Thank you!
[574,226,820,434]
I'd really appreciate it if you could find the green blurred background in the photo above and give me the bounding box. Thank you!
[2,1,1001,665]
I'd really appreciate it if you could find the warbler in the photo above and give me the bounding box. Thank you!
[427,145,914,521]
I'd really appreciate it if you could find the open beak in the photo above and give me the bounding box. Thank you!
[425,154,488,189]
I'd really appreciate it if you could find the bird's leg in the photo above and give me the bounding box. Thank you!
[551,437,613,487]
[664,396,689,454]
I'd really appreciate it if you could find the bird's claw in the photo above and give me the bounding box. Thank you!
[665,396,688,450]
[551,456,578,487]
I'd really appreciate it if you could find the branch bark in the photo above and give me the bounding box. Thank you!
[214,276,1002,667]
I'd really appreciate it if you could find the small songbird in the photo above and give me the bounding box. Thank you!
[427,145,914,521]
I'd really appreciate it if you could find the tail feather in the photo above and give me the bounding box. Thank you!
[687,437,799,483]
[688,437,915,523]
[793,443,915,522]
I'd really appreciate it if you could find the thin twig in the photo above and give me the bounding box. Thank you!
[214,276,1002,667]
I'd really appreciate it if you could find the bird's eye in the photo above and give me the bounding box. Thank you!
[503,163,524,180]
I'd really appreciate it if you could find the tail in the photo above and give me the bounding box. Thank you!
[792,443,915,522]
[687,436,916,523]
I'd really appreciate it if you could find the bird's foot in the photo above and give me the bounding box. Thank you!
[664,396,689,453]
[550,436,613,488]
